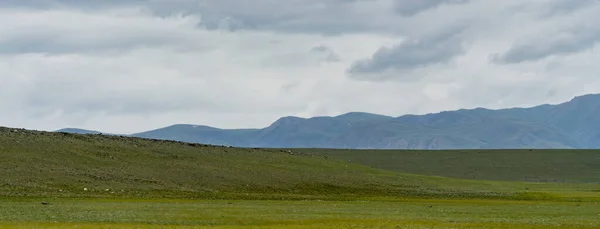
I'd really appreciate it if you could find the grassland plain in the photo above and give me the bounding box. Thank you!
[298,148,600,183]
[1,198,600,229]
[1,127,600,228]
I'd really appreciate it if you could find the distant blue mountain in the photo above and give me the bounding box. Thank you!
[58,94,600,149]
[55,128,124,136]
[55,128,103,135]
[132,112,394,148]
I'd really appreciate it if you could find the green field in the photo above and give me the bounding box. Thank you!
[2,198,600,229]
[1,127,600,228]
[300,148,600,183]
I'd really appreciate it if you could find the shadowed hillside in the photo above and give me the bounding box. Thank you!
[300,149,600,183]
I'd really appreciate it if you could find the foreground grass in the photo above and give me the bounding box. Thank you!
[1,198,599,229]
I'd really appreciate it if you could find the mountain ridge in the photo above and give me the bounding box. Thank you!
[56,93,600,149]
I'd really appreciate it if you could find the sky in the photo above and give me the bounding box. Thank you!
[1,0,600,134]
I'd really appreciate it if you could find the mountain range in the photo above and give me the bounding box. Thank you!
[56,93,600,149]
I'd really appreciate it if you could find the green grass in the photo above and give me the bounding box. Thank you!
[0,127,417,198]
[1,126,600,200]
[7,126,598,200]
[2,126,600,228]
[1,198,600,229]
[297,148,600,183]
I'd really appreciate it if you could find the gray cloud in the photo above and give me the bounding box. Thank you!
[2,0,600,134]
[310,45,341,62]
[537,0,598,18]
[25,90,229,118]
[0,0,397,35]
[492,24,600,64]
[185,0,393,34]
[393,0,470,16]
[259,45,342,68]
[0,8,210,55]
[0,30,197,55]
[347,26,467,79]
[0,0,475,37]
[0,0,142,9]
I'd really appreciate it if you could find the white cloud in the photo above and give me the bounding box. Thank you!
[1,0,600,134]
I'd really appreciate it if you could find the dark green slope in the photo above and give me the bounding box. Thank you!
[0,126,503,199]
[303,148,600,183]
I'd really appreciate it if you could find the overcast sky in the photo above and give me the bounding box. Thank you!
[1,0,599,134]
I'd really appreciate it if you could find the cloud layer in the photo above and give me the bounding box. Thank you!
[1,0,600,133]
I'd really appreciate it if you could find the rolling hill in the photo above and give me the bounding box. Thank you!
[57,93,600,149]
[3,126,600,201]
[0,127,530,199]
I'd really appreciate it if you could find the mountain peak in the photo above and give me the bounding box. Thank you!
[267,116,307,128]
[568,93,600,103]
[335,112,391,119]
[169,124,217,129]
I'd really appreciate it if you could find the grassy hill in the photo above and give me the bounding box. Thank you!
[1,126,405,199]
[2,126,600,201]
[303,149,600,183]
[4,126,600,228]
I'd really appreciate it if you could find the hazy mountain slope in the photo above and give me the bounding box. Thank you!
[541,94,600,146]
[132,112,394,148]
[251,112,394,148]
[332,112,577,149]
[454,94,600,147]
[56,128,103,135]
[59,93,600,149]
[132,124,259,146]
